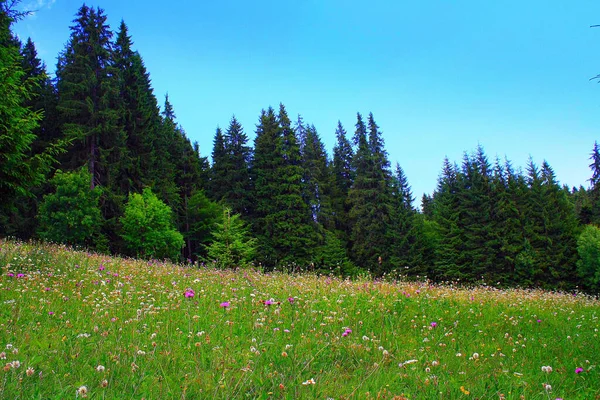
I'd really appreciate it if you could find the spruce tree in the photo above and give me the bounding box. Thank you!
[250,105,316,268]
[222,116,251,216]
[209,127,228,202]
[250,107,284,266]
[348,113,396,275]
[113,20,161,194]
[299,119,332,230]
[330,121,354,243]
[390,163,416,272]
[432,158,463,280]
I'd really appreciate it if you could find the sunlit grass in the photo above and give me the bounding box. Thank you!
[0,239,598,399]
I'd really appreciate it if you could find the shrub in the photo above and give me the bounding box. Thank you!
[120,188,184,260]
[576,224,600,292]
[37,168,103,247]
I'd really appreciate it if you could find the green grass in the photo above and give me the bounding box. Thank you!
[0,239,599,399]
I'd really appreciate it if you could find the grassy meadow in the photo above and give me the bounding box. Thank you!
[0,239,599,399]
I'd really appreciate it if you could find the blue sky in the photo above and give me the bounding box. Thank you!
[14,0,600,202]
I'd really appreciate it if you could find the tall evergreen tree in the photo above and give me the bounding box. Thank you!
[299,119,332,230]
[348,113,396,275]
[209,127,228,202]
[330,121,354,243]
[222,116,251,216]
[250,105,316,268]
[390,163,416,271]
[432,158,463,280]
[113,20,162,195]
[0,2,44,215]
[56,5,123,189]
[588,142,600,224]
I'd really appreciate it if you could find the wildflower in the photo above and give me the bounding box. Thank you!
[362,335,369,341]
[537,319,542,323]
[220,301,230,308]
[460,386,470,395]
[7,273,13,277]
[96,365,105,372]
[100,379,108,388]
[431,360,439,367]
[17,273,25,278]
[11,360,20,369]
[26,367,34,376]
[264,299,274,306]
[472,352,479,360]
[0,352,5,360]
[302,378,316,385]
[575,367,584,374]
[184,289,195,298]
[543,383,552,392]
[541,365,553,373]
[342,328,352,337]
[288,297,295,304]
[430,322,437,328]
[77,385,88,397]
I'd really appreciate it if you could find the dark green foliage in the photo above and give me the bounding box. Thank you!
[56,5,123,189]
[348,113,396,275]
[206,208,256,269]
[113,20,161,195]
[222,116,252,216]
[185,190,222,260]
[390,163,416,271]
[250,105,317,269]
[313,230,359,277]
[37,168,104,248]
[330,121,354,243]
[120,188,184,260]
[298,118,332,230]
[576,225,600,293]
[0,3,42,211]
[432,157,463,280]
[209,127,228,202]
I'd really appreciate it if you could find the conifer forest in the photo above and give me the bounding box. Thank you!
[3,2,600,294]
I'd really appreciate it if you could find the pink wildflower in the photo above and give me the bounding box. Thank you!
[575,367,584,374]
[430,322,437,328]
[220,301,230,308]
[184,289,195,298]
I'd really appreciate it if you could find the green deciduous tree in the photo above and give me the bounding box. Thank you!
[576,224,600,293]
[37,168,104,248]
[120,188,184,260]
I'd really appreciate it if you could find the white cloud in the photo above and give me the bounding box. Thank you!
[22,0,56,17]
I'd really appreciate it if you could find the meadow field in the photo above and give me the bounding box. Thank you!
[0,239,598,399]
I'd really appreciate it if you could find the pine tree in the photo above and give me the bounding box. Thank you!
[588,142,600,224]
[330,121,354,243]
[348,113,396,275]
[432,158,463,280]
[222,116,251,216]
[390,163,416,272]
[273,104,317,267]
[209,127,228,202]
[56,5,123,189]
[454,147,498,282]
[0,2,54,220]
[299,119,332,230]
[250,105,316,268]
[113,20,161,195]
[250,107,284,266]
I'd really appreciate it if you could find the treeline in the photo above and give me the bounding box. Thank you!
[2,2,600,292]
